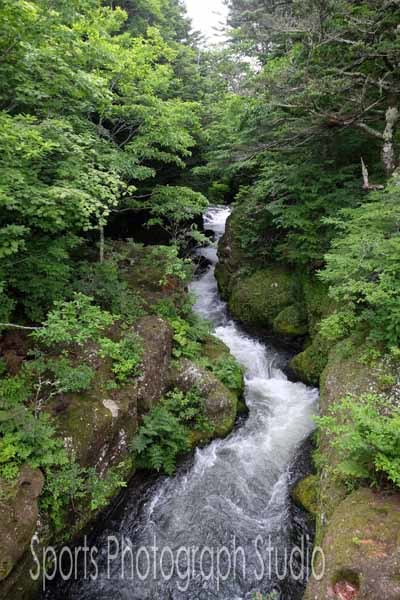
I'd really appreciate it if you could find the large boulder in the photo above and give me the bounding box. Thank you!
[200,335,245,401]
[0,467,44,582]
[273,304,308,337]
[289,333,333,387]
[305,488,400,600]
[291,474,319,516]
[171,359,238,439]
[56,316,172,473]
[304,342,400,599]
[215,213,244,299]
[135,316,172,414]
[228,267,297,329]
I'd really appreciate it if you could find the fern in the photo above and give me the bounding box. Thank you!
[316,393,400,489]
[131,387,212,475]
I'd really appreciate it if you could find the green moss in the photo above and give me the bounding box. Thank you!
[215,212,252,299]
[214,262,234,299]
[302,276,335,337]
[273,304,308,337]
[290,333,332,386]
[201,335,231,361]
[311,341,400,544]
[291,475,319,515]
[188,390,237,446]
[200,335,245,400]
[228,267,297,328]
[211,388,238,438]
[305,488,400,600]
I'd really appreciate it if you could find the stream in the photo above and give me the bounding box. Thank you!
[45,206,319,600]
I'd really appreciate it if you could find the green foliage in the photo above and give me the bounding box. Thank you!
[147,185,208,248]
[6,235,80,322]
[0,375,68,481]
[170,315,209,359]
[231,158,363,267]
[316,394,400,489]
[164,387,213,434]
[0,369,126,529]
[41,461,87,531]
[208,181,230,204]
[74,259,145,323]
[99,332,143,383]
[152,290,196,318]
[32,293,114,347]
[132,404,189,475]
[320,177,400,349]
[0,0,205,323]
[29,356,95,395]
[41,461,128,530]
[153,246,193,285]
[206,355,244,394]
[132,387,212,475]
[85,464,128,512]
[203,0,400,354]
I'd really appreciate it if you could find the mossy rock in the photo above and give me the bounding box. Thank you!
[305,488,400,600]
[289,333,332,386]
[228,267,298,329]
[291,475,318,515]
[215,212,245,299]
[118,243,186,308]
[214,262,233,299]
[319,339,399,416]
[0,468,44,582]
[200,335,245,400]
[171,359,238,442]
[273,304,308,337]
[201,335,232,362]
[302,276,335,337]
[313,341,400,543]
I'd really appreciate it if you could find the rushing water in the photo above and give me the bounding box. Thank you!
[46,206,318,600]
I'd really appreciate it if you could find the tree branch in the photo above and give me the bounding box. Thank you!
[0,323,41,331]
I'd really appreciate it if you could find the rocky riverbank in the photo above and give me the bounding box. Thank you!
[0,241,244,600]
[216,211,400,600]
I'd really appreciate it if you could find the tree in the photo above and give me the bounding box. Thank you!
[0,0,203,321]
[225,0,400,176]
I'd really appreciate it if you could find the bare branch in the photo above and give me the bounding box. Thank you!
[361,157,384,191]
[355,122,384,140]
[0,323,41,331]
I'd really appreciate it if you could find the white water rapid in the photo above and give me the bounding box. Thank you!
[48,206,319,600]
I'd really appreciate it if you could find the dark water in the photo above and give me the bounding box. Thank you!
[44,206,318,600]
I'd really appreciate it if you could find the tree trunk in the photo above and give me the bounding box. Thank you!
[99,225,105,263]
[382,105,399,177]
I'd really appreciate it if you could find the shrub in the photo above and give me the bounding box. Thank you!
[0,375,69,481]
[99,332,143,383]
[85,464,127,512]
[316,393,400,489]
[147,185,208,249]
[74,259,145,323]
[25,355,95,395]
[32,293,114,347]
[169,315,210,359]
[144,245,193,285]
[6,235,79,322]
[164,387,212,433]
